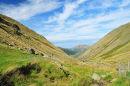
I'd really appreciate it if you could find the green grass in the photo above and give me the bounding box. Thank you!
[109,77,130,86]
[0,45,72,85]
[0,44,129,86]
[0,45,42,72]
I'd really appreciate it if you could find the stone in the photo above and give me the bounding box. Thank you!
[12,24,21,35]
[8,44,13,47]
[110,78,117,83]
[101,74,106,78]
[28,49,35,54]
[92,73,101,81]
[40,53,44,56]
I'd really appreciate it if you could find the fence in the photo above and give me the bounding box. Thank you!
[118,61,130,76]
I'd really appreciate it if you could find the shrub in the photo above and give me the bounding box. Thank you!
[104,75,113,81]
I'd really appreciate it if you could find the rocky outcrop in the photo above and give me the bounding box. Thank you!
[0,17,21,35]
[28,49,35,54]
[12,24,21,35]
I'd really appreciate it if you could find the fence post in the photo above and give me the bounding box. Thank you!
[118,61,121,76]
[128,62,130,71]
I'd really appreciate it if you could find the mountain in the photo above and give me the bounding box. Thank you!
[59,47,77,55]
[80,23,130,63]
[72,45,89,55]
[0,14,69,58]
[59,45,89,55]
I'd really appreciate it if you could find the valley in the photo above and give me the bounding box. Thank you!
[0,14,130,86]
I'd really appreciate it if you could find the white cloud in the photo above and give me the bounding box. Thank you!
[47,0,86,23]
[46,33,74,41]
[46,32,103,42]
[45,0,130,43]
[120,0,130,7]
[0,0,62,20]
[73,8,130,28]
[84,0,130,10]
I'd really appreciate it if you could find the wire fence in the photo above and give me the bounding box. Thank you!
[117,61,130,76]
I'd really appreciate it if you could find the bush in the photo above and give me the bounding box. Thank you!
[104,75,113,81]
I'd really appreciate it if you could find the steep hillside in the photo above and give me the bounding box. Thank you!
[80,23,130,63]
[0,14,69,58]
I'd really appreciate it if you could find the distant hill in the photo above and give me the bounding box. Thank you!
[0,14,69,58]
[80,23,130,63]
[72,45,89,55]
[59,45,89,55]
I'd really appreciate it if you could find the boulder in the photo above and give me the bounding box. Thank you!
[28,49,35,54]
[8,44,13,47]
[40,53,44,56]
[101,74,106,78]
[92,73,101,81]
[110,78,117,83]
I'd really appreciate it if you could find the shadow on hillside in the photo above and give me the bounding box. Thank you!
[0,63,41,86]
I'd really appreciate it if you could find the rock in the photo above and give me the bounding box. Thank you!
[40,53,44,56]
[0,17,12,26]
[18,48,23,50]
[92,73,101,81]
[35,53,39,55]
[28,49,35,54]
[101,74,106,78]
[110,78,117,83]
[8,44,13,47]
[12,24,21,35]
[12,24,20,31]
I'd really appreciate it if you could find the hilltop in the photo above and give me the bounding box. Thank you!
[0,14,69,58]
[80,23,130,63]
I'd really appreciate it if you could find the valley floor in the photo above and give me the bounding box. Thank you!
[0,45,130,86]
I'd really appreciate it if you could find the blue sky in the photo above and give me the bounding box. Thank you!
[0,0,130,48]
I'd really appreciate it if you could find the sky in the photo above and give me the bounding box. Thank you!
[0,0,130,48]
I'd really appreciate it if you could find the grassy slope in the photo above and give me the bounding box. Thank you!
[0,44,71,86]
[0,44,129,86]
[0,14,69,58]
[80,23,130,63]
